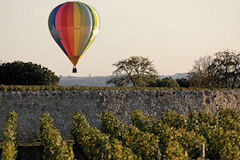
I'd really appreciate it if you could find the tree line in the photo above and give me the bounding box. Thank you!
[188,50,240,88]
[107,50,240,88]
[0,61,59,85]
[106,56,186,88]
[1,50,239,88]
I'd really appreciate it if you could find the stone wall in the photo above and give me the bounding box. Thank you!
[0,89,240,141]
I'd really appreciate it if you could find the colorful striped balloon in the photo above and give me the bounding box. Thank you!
[48,2,100,72]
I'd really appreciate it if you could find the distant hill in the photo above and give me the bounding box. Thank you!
[59,73,188,86]
[59,76,113,86]
[160,73,188,79]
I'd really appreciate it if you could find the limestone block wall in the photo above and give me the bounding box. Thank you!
[0,89,240,141]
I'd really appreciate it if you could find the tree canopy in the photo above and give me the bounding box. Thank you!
[176,78,190,88]
[107,56,158,87]
[148,77,180,88]
[0,61,59,85]
[188,50,240,88]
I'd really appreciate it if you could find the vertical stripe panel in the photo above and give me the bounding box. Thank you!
[66,3,74,56]
[55,3,70,56]
[48,4,68,56]
[55,3,74,57]
[74,3,87,57]
[73,2,81,57]
[77,3,93,57]
[80,4,100,56]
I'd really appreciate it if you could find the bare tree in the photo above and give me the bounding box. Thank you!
[210,50,240,88]
[188,55,213,88]
[189,50,240,88]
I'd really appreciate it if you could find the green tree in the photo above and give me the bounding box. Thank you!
[107,56,158,87]
[148,77,180,88]
[176,78,190,88]
[0,61,59,85]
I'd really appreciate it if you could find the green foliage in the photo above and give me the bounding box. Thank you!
[148,77,180,88]
[101,111,160,160]
[164,140,188,160]
[186,110,217,140]
[2,106,240,160]
[206,109,240,160]
[206,127,240,160]
[0,61,59,85]
[188,109,240,159]
[1,111,18,160]
[131,109,152,132]
[185,109,240,159]
[131,109,206,159]
[158,108,240,160]
[218,130,240,160]
[108,138,138,160]
[107,56,159,87]
[217,108,240,131]
[176,78,190,88]
[71,111,138,160]
[160,109,187,129]
[174,129,205,159]
[40,112,74,160]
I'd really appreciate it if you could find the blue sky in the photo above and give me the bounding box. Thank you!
[1,0,240,76]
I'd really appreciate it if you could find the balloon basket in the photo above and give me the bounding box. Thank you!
[72,67,77,73]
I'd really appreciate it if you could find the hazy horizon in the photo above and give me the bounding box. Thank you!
[1,0,240,76]
[59,72,188,77]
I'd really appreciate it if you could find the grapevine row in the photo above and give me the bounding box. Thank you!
[1,108,240,160]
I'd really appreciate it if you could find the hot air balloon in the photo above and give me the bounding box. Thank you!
[48,2,100,73]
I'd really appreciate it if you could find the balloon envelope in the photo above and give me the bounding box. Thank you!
[48,2,100,66]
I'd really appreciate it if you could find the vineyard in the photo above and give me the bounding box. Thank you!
[1,108,240,160]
